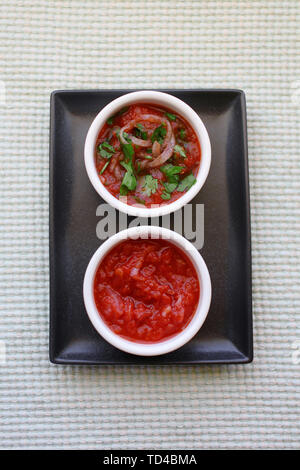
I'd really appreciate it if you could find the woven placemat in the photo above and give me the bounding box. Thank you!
[0,0,299,449]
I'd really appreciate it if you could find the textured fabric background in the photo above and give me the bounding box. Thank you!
[0,0,299,450]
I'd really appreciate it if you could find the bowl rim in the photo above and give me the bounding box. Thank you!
[83,226,212,356]
[84,90,211,218]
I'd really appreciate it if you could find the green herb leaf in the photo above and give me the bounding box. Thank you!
[174,144,186,159]
[134,123,148,140]
[102,141,115,152]
[163,181,178,193]
[100,160,110,175]
[179,128,186,140]
[144,155,152,160]
[120,161,137,191]
[119,185,129,196]
[165,112,176,121]
[161,191,171,200]
[151,125,167,145]
[119,139,137,194]
[118,106,129,114]
[121,141,134,162]
[160,163,182,196]
[98,141,116,159]
[160,164,183,178]
[121,171,136,191]
[120,161,132,172]
[122,131,131,143]
[169,173,180,184]
[142,175,158,197]
[177,173,197,192]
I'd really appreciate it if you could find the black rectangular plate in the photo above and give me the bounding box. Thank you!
[50,89,253,365]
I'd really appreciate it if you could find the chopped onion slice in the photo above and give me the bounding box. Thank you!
[119,119,151,147]
[130,135,152,147]
[119,113,175,168]
[152,141,161,157]
[141,133,175,169]
[119,114,172,148]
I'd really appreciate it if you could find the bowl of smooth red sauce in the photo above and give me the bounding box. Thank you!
[85,91,211,217]
[83,226,211,356]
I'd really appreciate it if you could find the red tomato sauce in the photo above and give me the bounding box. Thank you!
[93,239,200,342]
[95,103,201,207]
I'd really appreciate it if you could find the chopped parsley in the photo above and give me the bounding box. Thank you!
[179,128,186,140]
[160,164,183,179]
[177,173,197,192]
[134,123,148,140]
[163,181,178,193]
[160,164,183,200]
[142,175,158,197]
[165,112,176,121]
[98,141,115,159]
[119,185,129,196]
[121,141,134,161]
[161,191,171,200]
[122,131,131,143]
[174,144,186,159]
[120,160,136,194]
[151,124,167,145]
[106,117,114,125]
[119,139,137,194]
[100,160,110,175]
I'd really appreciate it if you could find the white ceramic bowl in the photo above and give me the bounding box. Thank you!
[83,226,211,356]
[84,90,211,218]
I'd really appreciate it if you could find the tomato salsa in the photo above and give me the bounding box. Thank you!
[95,103,201,207]
[93,239,200,342]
